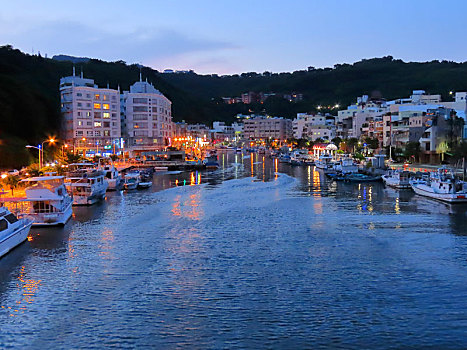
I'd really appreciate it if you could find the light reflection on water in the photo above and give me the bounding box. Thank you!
[0,151,466,348]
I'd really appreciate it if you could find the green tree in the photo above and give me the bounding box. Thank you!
[331,137,342,148]
[347,138,359,153]
[364,137,380,150]
[3,175,19,195]
[404,142,421,162]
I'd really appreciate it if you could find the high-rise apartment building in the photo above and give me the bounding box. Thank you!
[60,71,121,156]
[120,78,173,150]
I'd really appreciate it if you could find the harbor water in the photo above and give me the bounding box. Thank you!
[1,152,466,349]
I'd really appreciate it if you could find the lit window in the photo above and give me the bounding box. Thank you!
[103,104,110,110]
[95,94,100,100]
[94,121,102,127]
[103,112,110,119]
[94,103,101,109]
[103,95,108,101]
[78,121,83,126]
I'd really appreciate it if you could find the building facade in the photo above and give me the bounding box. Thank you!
[60,72,121,156]
[120,79,173,151]
[243,116,292,140]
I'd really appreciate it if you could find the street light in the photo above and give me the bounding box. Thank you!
[41,138,55,168]
[26,145,41,168]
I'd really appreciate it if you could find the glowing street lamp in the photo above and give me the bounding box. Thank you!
[40,138,56,168]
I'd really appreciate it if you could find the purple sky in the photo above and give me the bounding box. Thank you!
[1,0,466,74]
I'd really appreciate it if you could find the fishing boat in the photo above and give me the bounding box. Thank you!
[382,169,411,189]
[333,157,358,174]
[315,154,333,170]
[19,176,73,226]
[290,150,304,166]
[410,167,467,203]
[138,170,153,189]
[0,201,33,258]
[124,171,140,190]
[203,156,220,170]
[278,153,291,164]
[65,167,108,205]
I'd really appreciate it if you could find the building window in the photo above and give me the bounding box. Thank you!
[78,121,83,126]
[103,95,108,101]
[133,106,148,112]
[95,131,101,136]
[112,113,117,119]
[86,112,92,117]
[77,102,82,107]
[94,121,102,127]
[103,112,110,119]
[76,93,82,97]
[103,104,110,110]
[94,112,101,118]
[133,98,148,104]
[94,94,100,100]
[94,103,101,109]
[103,130,110,136]
[76,131,83,136]
[103,122,110,128]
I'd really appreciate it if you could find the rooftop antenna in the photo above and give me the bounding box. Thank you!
[80,67,83,79]
[73,65,76,76]
[139,68,142,82]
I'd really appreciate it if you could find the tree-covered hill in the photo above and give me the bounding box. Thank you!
[0,45,466,168]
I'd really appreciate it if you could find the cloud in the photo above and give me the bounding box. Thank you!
[2,20,238,68]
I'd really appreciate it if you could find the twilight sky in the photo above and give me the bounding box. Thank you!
[1,0,466,74]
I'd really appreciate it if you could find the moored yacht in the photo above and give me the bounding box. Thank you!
[0,198,33,258]
[410,167,467,203]
[99,160,122,191]
[20,176,73,225]
[65,167,108,205]
[382,169,411,189]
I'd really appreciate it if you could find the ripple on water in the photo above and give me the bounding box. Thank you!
[0,161,466,349]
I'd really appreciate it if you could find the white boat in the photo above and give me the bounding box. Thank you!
[290,149,313,165]
[65,168,108,205]
[0,200,33,258]
[124,171,140,190]
[315,155,333,170]
[382,169,411,189]
[99,161,122,191]
[138,171,153,189]
[19,176,73,226]
[410,167,467,203]
[333,157,358,174]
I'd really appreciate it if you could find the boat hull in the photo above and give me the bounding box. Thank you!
[30,203,73,226]
[382,176,411,189]
[73,191,106,205]
[0,221,33,258]
[411,184,467,203]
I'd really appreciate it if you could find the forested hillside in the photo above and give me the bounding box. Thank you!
[1,44,467,167]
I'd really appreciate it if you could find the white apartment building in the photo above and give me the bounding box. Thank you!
[307,125,336,141]
[60,72,121,156]
[243,116,292,140]
[293,113,335,140]
[121,78,173,150]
